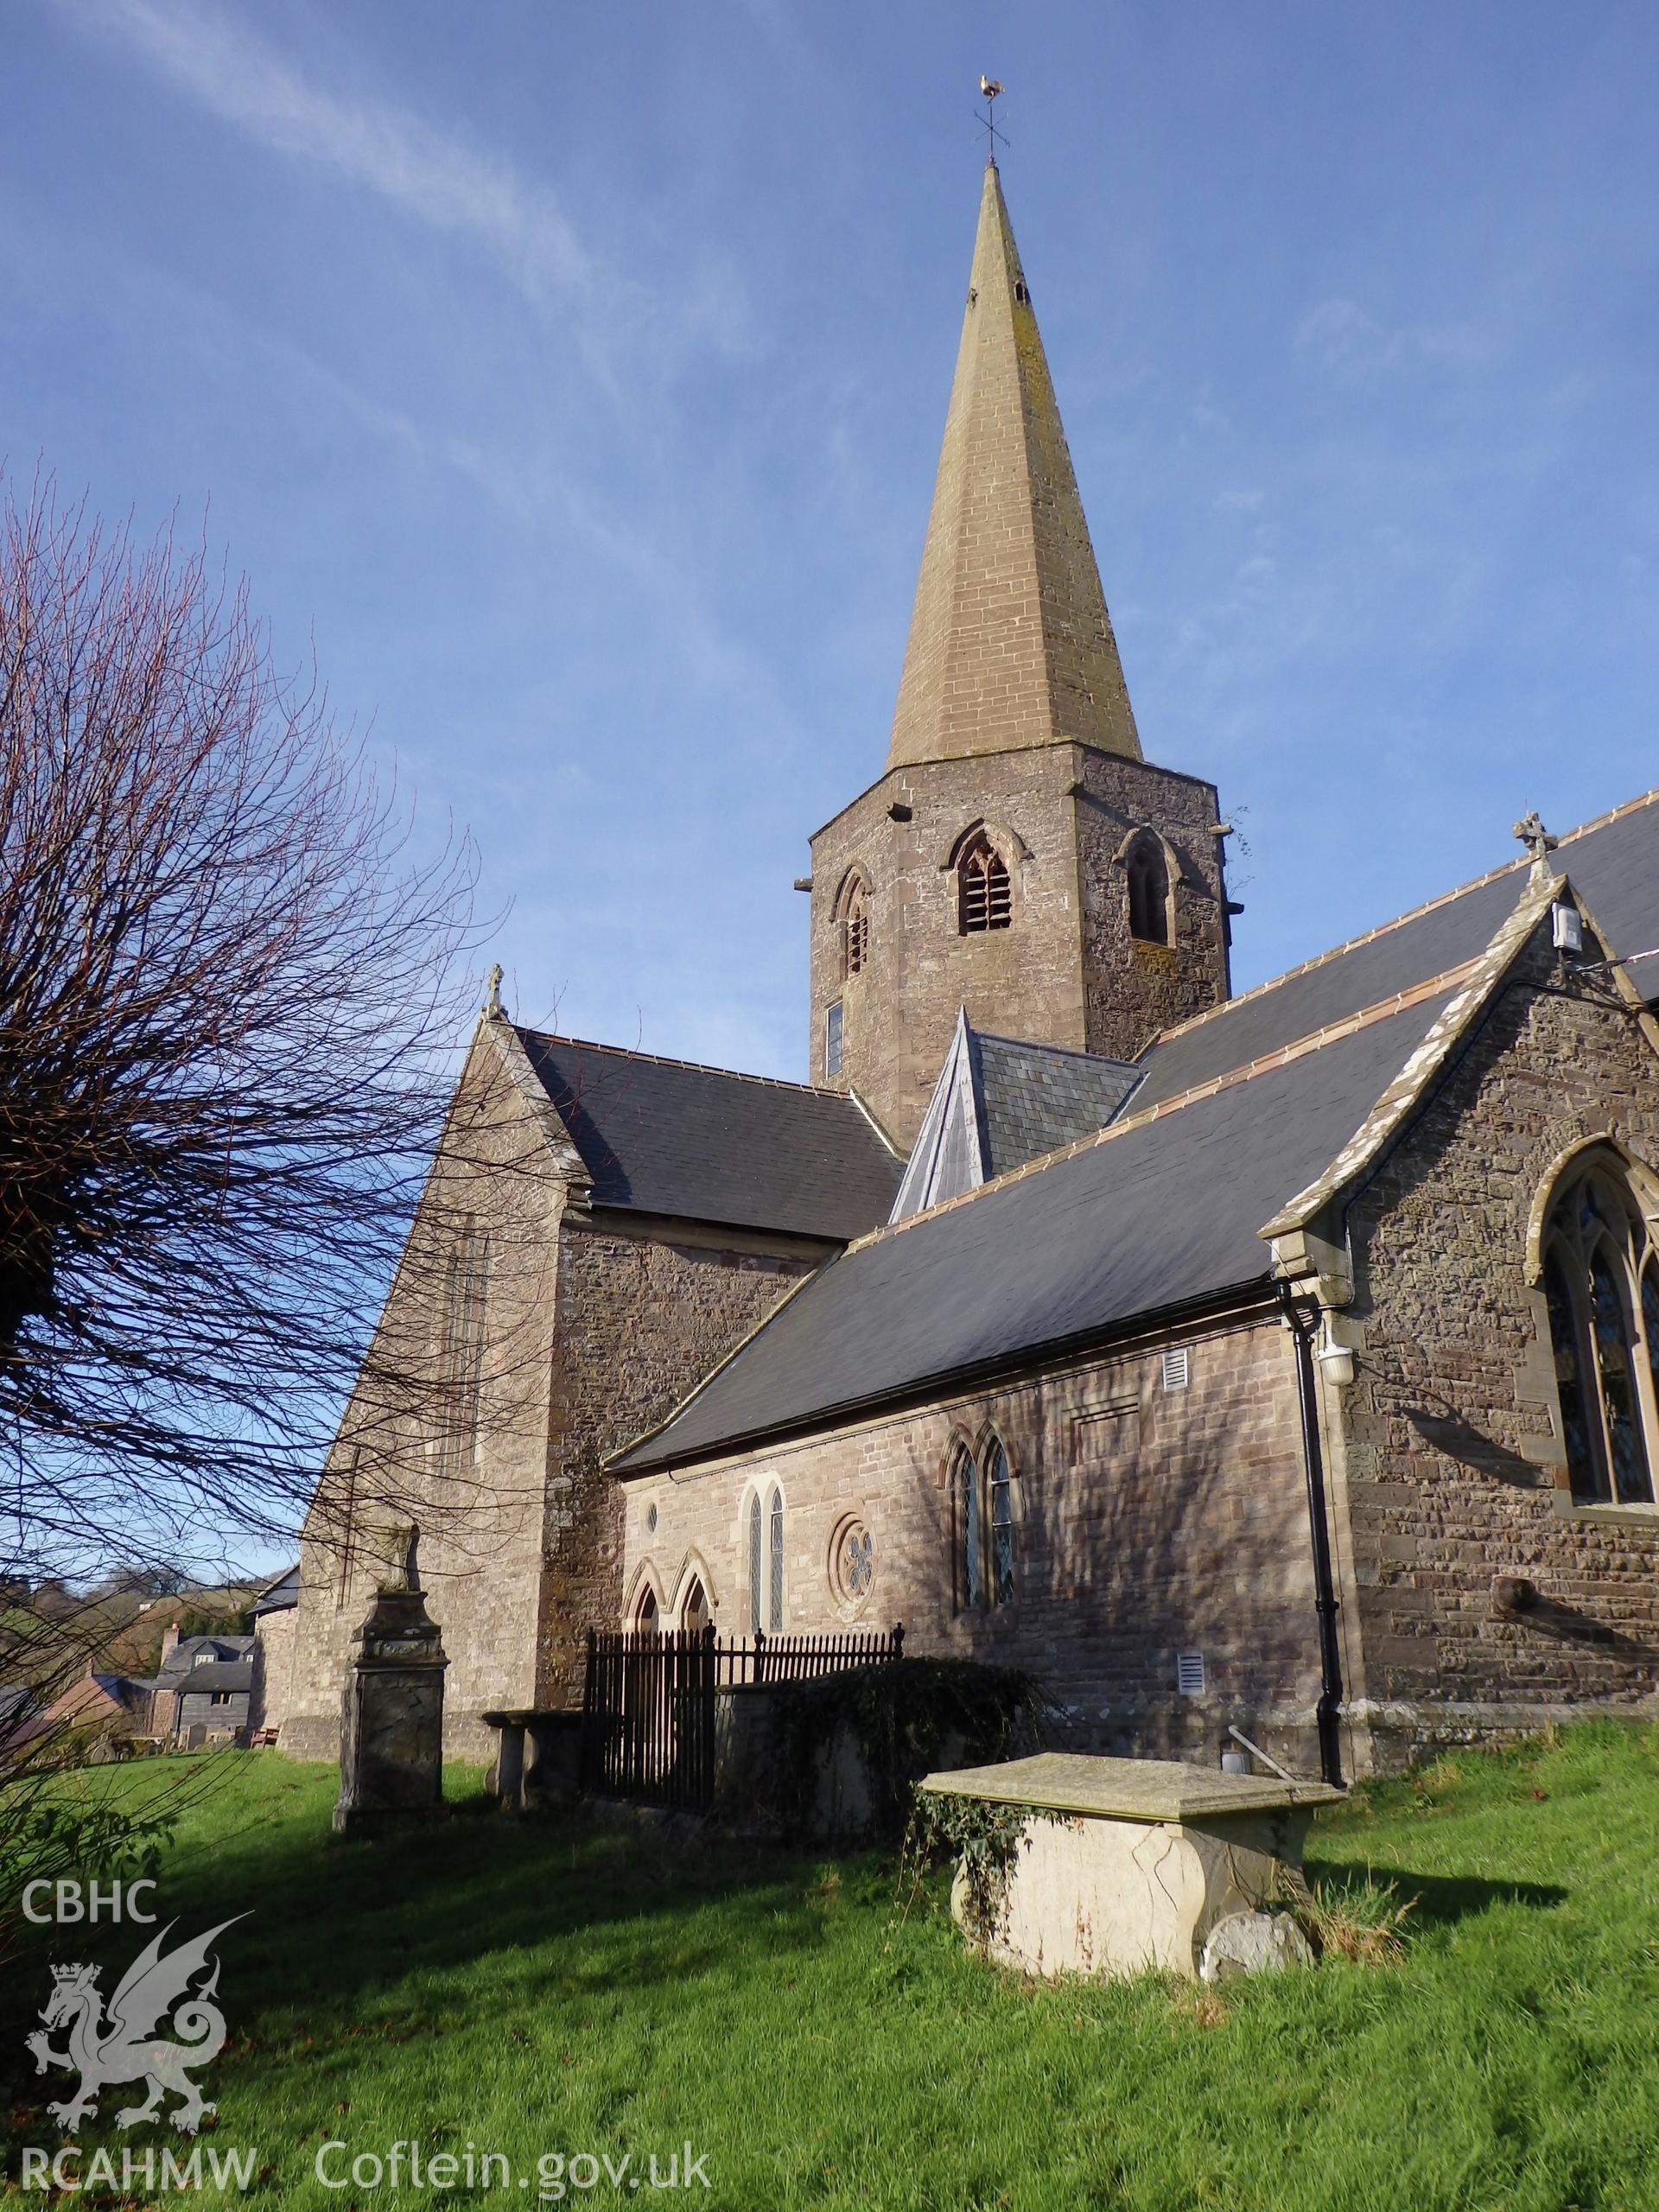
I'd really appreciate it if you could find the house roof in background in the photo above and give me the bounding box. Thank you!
[1131,789,1659,1109]
[171,1661,253,1694]
[615,988,1455,1471]
[516,1030,901,1242]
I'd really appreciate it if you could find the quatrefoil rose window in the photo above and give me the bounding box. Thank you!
[831,1517,874,1611]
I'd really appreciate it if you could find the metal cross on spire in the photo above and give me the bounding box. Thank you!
[976,75,1008,167]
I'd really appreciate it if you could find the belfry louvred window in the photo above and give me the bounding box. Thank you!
[1541,1157,1659,1506]
[842,877,870,976]
[958,836,1011,934]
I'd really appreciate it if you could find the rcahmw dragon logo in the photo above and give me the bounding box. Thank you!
[27,1917,248,2135]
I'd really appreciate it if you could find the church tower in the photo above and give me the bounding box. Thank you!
[809,160,1235,1147]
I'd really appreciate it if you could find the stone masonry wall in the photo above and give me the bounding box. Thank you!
[1075,749,1233,1064]
[283,1033,566,1763]
[543,1222,817,1706]
[1340,915,1659,1768]
[621,1312,1338,1777]
[809,743,1231,1147]
[250,1605,297,1738]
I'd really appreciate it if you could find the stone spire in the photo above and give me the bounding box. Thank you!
[887,162,1142,772]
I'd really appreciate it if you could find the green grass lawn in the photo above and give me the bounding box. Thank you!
[4,1721,1659,2210]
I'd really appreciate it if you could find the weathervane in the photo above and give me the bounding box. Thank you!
[976,76,1007,166]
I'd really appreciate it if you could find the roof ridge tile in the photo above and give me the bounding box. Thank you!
[515,1027,844,1100]
[1151,785,1659,1052]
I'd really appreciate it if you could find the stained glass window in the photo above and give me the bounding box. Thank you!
[988,1440,1015,1604]
[957,1436,1015,1610]
[958,1452,982,1610]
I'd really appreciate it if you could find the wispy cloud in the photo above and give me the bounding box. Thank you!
[73,0,594,312]
[1294,296,1493,383]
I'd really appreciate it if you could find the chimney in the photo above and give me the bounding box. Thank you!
[162,1621,181,1662]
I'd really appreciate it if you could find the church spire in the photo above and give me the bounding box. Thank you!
[887,161,1142,772]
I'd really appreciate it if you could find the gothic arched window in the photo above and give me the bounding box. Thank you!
[767,1485,785,1630]
[442,1222,490,1472]
[1541,1157,1659,1506]
[680,1576,710,1637]
[840,875,870,978]
[954,1433,1017,1611]
[1126,834,1171,946]
[958,835,1011,934]
[748,1492,764,1631]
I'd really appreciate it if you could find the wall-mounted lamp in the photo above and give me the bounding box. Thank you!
[1316,1316,1356,1388]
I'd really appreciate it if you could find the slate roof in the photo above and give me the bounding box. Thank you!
[978,1033,1142,1173]
[516,1031,902,1243]
[1130,789,1659,1111]
[153,1634,254,1688]
[890,1014,1141,1221]
[615,787,1659,1475]
[616,993,1452,1471]
[169,1661,254,1695]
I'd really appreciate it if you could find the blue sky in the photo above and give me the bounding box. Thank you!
[7,1,1657,1080]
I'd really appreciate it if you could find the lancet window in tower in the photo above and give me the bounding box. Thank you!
[958,836,1011,934]
[1541,1155,1659,1506]
[1126,834,1171,946]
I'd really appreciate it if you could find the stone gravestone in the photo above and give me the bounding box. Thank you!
[334,1529,449,1836]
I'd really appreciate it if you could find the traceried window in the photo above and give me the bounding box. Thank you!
[840,876,871,978]
[1126,833,1171,945]
[768,1485,785,1631]
[1541,1157,1659,1506]
[442,1223,490,1473]
[957,835,1011,934]
[954,1433,1017,1611]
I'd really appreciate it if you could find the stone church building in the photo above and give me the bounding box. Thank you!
[283,162,1659,1781]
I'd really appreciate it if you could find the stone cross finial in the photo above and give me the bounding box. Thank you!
[1513,811,1559,874]
[484,963,505,1018]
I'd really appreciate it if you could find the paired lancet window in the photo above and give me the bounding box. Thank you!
[748,1485,785,1631]
[1126,833,1171,945]
[1541,1156,1659,1507]
[954,1433,1016,1611]
[958,835,1011,934]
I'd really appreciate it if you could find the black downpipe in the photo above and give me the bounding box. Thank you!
[1279,1282,1345,1788]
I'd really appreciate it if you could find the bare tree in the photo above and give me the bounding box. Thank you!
[0,474,486,1586]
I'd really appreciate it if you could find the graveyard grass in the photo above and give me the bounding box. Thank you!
[3,1720,1657,2210]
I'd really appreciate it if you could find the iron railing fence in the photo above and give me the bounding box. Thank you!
[580,1622,904,1811]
